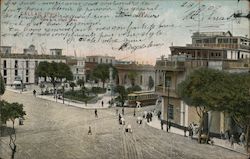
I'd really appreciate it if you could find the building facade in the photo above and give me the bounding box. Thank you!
[0,47,67,85]
[155,31,250,134]
[115,62,155,90]
[66,57,85,82]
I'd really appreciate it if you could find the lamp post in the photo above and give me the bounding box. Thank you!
[62,83,65,104]
[166,80,170,132]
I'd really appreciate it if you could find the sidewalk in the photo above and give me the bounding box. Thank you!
[147,116,189,136]
[147,116,249,156]
[6,86,113,110]
[37,94,112,109]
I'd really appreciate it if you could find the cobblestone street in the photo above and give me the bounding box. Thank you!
[0,91,246,159]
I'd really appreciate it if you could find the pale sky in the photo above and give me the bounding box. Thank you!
[0,0,249,64]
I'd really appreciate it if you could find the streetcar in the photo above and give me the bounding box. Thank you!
[126,91,158,107]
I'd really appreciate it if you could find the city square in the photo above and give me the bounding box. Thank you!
[0,90,246,159]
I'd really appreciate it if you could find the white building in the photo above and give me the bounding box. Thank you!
[67,57,85,82]
[0,53,67,85]
[50,49,62,56]
[86,55,115,65]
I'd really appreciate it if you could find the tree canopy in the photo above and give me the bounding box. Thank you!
[92,64,117,88]
[1,101,26,124]
[177,68,250,147]
[35,61,73,88]
[114,85,127,106]
[128,71,138,86]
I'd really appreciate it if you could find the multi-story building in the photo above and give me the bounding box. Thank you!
[66,57,85,82]
[0,46,67,85]
[50,49,63,56]
[85,55,115,81]
[155,31,250,134]
[115,62,155,90]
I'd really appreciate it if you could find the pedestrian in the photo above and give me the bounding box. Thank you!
[133,108,136,116]
[239,132,245,146]
[119,113,121,122]
[225,130,230,141]
[146,113,150,123]
[161,120,163,130]
[19,117,23,125]
[230,135,235,146]
[149,112,152,121]
[95,109,98,118]
[33,89,36,96]
[168,122,171,130]
[157,111,161,120]
[101,100,104,107]
[88,126,92,135]
[184,127,187,137]
[122,108,124,115]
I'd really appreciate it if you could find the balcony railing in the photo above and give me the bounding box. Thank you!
[186,43,250,50]
[155,61,185,71]
[155,86,179,98]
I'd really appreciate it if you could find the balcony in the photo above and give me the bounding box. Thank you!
[186,43,250,50]
[155,61,185,71]
[155,86,179,98]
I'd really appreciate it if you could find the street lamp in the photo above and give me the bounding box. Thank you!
[166,80,170,132]
[62,83,65,104]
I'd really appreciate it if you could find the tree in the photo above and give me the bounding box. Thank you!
[128,71,138,86]
[1,101,26,159]
[92,64,117,88]
[77,79,85,88]
[127,85,142,94]
[148,76,154,90]
[69,82,76,91]
[114,85,127,106]
[177,68,226,143]
[77,79,86,96]
[35,62,73,93]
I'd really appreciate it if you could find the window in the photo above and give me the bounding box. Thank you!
[4,78,7,84]
[76,68,79,73]
[26,77,29,83]
[168,104,174,120]
[26,61,29,68]
[165,75,171,87]
[15,60,18,68]
[232,39,238,43]
[218,39,223,43]
[3,60,6,68]
[3,69,7,76]
[26,70,29,75]
[15,70,18,76]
